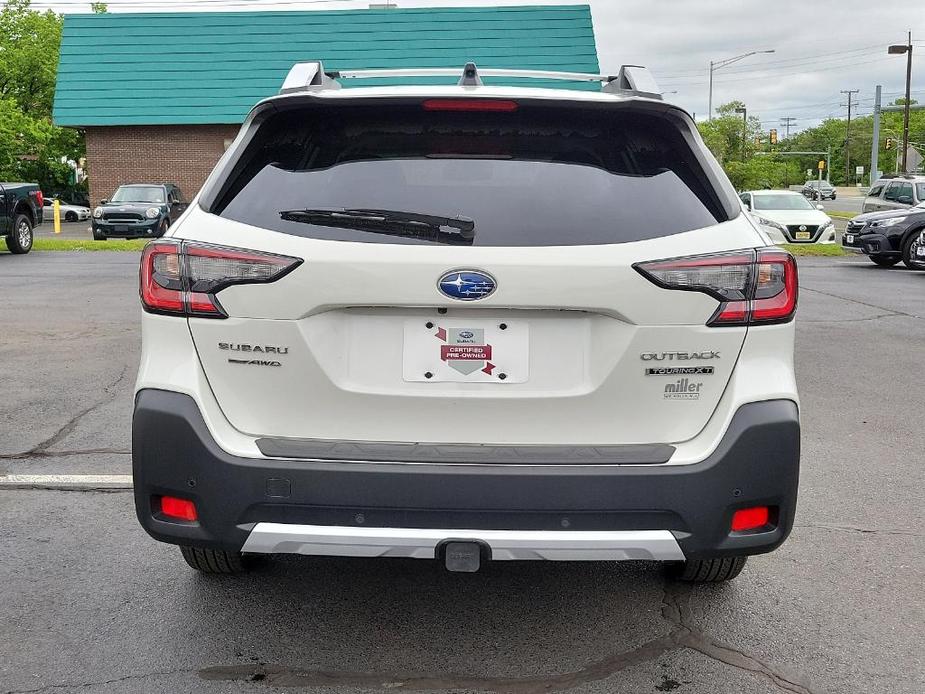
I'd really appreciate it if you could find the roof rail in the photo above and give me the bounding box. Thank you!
[278,61,661,98]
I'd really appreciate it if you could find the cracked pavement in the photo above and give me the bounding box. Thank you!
[0,252,923,693]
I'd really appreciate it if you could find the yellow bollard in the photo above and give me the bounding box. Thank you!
[53,199,61,234]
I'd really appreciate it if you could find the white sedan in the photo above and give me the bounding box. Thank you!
[43,199,92,222]
[740,190,836,244]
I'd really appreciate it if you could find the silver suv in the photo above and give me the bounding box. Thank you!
[863,175,925,213]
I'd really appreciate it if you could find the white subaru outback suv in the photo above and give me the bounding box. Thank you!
[133,63,800,583]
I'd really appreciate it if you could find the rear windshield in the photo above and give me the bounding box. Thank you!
[214,103,730,246]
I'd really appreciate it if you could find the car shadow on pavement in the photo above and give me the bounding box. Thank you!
[160,555,768,692]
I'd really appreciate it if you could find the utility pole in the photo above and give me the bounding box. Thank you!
[780,117,797,139]
[888,32,914,172]
[871,85,882,185]
[841,89,859,184]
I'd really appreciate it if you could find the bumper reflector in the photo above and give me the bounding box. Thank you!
[731,506,770,532]
[159,496,198,521]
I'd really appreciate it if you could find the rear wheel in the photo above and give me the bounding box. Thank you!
[6,214,33,254]
[669,556,747,583]
[64,210,78,222]
[869,254,900,268]
[179,545,247,574]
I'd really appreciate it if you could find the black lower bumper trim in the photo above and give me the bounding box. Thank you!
[132,390,800,560]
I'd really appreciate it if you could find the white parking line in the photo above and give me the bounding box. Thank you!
[0,474,133,490]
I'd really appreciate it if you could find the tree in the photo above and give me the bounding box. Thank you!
[0,0,85,195]
[697,101,763,165]
[0,0,63,116]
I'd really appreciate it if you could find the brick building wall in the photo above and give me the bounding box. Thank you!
[85,124,240,205]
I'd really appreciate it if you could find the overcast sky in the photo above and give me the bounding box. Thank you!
[33,0,924,132]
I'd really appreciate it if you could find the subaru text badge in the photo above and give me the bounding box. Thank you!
[438,270,496,301]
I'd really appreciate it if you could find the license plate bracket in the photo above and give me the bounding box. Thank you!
[795,231,812,240]
[402,319,528,383]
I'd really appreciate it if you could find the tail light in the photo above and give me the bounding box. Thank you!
[140,239,301,318]
[634,248,798,326]
[33,190,44,207]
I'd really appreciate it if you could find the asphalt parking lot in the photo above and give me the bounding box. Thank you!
[0,251,923,694]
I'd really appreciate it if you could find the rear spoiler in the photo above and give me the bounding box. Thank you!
[279,61,662,100]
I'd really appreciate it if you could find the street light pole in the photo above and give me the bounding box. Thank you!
[888,33,914,173]
[708,49,775,120]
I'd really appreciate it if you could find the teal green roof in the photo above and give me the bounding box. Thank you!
[53,5,599,127]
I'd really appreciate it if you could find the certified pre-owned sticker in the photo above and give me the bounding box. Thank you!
[646,366,714,376]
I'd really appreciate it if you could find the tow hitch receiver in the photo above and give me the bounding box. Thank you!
[444,541,482,572]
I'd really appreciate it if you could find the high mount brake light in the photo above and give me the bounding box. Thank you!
[140,240,301,318]
[634,248,798,327]
[422,99,519,112]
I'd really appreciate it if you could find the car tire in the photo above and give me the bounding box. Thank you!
[869,254,900,268]
[64,211,77,222]
[92,230,106,241]
[901,232,924,270]
[669,556,747,583]
[6,213,33,254]
[179,545,247,574]
[157,218,170,237]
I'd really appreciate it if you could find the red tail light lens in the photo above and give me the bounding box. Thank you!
[159,496,198,522]
[422,99,519,112]
[140,240,301,318]
[634,248,798,327]
[731,506,770,532]
[34,190,44,207]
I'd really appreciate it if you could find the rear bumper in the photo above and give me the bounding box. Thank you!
[132,389,800,562]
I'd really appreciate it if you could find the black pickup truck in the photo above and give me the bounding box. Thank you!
[1,182,44,254]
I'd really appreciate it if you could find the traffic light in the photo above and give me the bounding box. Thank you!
[885,138,894,150]
[769,129,778,145]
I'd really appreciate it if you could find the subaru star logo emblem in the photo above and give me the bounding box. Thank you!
[438,270,497,301]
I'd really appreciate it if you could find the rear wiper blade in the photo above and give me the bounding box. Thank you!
[279,207,476,245]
